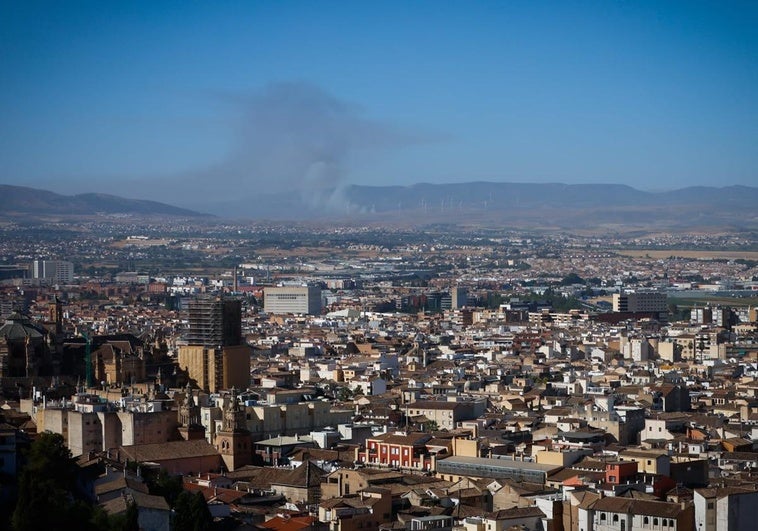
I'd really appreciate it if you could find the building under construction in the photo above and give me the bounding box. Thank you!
[179,295,249,393]
[185,295,242,347]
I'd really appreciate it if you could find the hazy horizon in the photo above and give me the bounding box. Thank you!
[2,2,756,207]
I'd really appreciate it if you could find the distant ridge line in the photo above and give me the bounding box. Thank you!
[0,184,211,218]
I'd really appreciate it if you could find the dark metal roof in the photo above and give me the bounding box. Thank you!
[0,312,45,341]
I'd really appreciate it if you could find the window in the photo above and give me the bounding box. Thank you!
[613,514,619,523]
[653,518,658,525]
[600,514,606,521]
[644,517,649,524]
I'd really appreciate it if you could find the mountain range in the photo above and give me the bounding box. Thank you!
[1,182,756,229]
[0,185,210,219]
[205,181,758,229]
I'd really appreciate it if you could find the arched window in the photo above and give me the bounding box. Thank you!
[653,518,658,526]
[600,514,606,521]
[613,514,619,522]
[644,517,649,524]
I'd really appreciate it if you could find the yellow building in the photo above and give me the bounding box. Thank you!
[178,344,251,393]
[619,449,671,476]
[451,436,480,457]
[535,449,591,467]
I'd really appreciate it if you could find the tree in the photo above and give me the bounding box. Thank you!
[559,273,585,286]
[12,432,91,531]
[101,500,139,531]
[173,490,213,531]
[422,420,439,432]
[123,500,139,531]
[147,469,183,508]
[336,386,354,402]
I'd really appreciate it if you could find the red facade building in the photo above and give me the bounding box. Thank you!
[356,432,434,470]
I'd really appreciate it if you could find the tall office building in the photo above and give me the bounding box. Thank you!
[179,295,249,393]
[30,260,74,284]
[613,292,667,317]
[451,287,468,309]
[264,285,322,315]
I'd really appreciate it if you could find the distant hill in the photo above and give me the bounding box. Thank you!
[3,181,756,229]
[0,185,210,219]
[342,182,758,211]
[209,181,758,229]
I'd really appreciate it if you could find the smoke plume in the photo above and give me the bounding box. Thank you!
[177,81,424,213]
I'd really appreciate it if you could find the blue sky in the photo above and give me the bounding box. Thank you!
[1,1,756,206]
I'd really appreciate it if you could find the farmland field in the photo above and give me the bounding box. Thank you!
[615,250,758,260]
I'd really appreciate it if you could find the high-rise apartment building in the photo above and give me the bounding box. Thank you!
[30,260,74,284]
[451,287,468,309]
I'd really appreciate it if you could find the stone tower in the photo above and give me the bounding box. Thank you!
[215,388,252,471]
[177,382,205,441]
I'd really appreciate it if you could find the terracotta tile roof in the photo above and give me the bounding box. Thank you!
[288,447,357,463]
[695,486,758,499]
[486,506,545,519]
[573,490,602,509]
[270,461,325,488]
[183,482,248,504]
[591,497,686,518]
[370,432,433,446]
[100,491,169,514]
[261,515,320,531]
[119,439,220,462]
[226,464,327,490]
[130,490,170,511]
[95,476,149,496]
